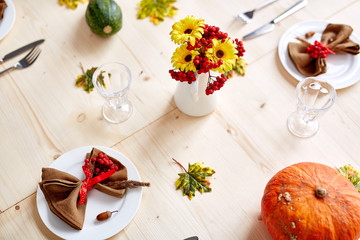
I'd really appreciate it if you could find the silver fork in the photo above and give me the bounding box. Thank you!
[0,47,41,76]
[237,0,278,23]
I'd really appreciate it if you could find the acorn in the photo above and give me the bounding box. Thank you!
[96,210,118,221]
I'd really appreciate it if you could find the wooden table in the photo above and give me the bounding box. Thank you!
[1,0,360,239]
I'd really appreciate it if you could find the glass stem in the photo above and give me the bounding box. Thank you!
[107,97,124,108]
[297,104,317,123]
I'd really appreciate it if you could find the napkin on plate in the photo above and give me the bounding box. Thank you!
[0,0,7,20]
[288,24,360,77]
[39,168,86,230]
[39,147,129,230]
[87,147,128,197]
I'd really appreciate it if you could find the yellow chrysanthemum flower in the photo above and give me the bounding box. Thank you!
[171,44,199,72]
[206,38,238,73]
[170,15,205,46]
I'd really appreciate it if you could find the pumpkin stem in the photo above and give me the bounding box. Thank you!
[315,186,328,199]
[103,26,113,34]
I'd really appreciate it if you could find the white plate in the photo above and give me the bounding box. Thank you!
[0,0,16,40]
[36,146,142,240]
[278,20,360,89]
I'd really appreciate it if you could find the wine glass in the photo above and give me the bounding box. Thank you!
[287,77,336,138]
[92,62,133,124]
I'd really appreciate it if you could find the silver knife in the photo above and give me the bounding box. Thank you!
[243,0,308,40]
[0,39,45,64]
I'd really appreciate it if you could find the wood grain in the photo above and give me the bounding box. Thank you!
[0,0,360,239]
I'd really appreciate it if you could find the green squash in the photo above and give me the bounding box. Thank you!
[85,0,122,37]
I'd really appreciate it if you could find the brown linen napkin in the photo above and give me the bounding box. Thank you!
[38,147,128,230]
[39,168,86,230]
[87,147,128,198]
[288,24,360,77]
[0,0,7,20]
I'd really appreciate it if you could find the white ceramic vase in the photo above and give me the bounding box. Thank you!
[174,73,219,117]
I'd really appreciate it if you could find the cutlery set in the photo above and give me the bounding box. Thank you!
[237,0,277,24]
[239,0,308,40]
[0,0,308,77]
[0,2,306,77]
[0,39,44,76]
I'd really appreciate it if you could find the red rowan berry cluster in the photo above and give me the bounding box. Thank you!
[203,24,228,43]
[306,40,335,58]
[205,74,227,95]
[234,38,245,57]
[169,69,196,84]
[91,152,119,176]
[79,152,119,204]
[194,55,223,74]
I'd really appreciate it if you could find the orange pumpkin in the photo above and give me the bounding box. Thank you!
[261,162,360,240]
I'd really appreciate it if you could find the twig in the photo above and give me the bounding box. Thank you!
[79,62,85,75]
[172,158,188,173]
[103,180,150,189]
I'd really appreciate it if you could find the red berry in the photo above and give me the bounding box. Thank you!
[306,40,335,59]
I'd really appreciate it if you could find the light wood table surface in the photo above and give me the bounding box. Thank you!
[1,0,360,239]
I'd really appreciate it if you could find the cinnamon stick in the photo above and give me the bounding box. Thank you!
[103,180,150,189]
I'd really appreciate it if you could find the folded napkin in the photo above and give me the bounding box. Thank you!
[288,24,360,77]
[87,147,128,198]
[0,0,7,20]
[39,168,86,230]
[39,147,148,230]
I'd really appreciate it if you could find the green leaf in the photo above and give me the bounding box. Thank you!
[75,67,96,93]
[96,70,108,89]
[338,164,360,193]
[224,58,247,79]
[137,0,177,25]
[351,173,360,185]
[173,159,215,200]
[59,0,88,9]
[75,67,106,93]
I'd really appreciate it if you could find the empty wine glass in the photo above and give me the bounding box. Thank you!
[287,77,336,138]
[92,62,133,124]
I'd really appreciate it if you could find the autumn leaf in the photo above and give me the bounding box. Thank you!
[172,158,215,200]
[137,0,177,25]
[75,67,97,93]
[59,0,88,9]
[224,58,247,79]
[339,164,360,192]
[75,65,108,93]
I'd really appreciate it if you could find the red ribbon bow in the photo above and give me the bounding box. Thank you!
[78,160,116,204]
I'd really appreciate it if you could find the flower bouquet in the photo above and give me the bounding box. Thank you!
[169,15,246,95]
